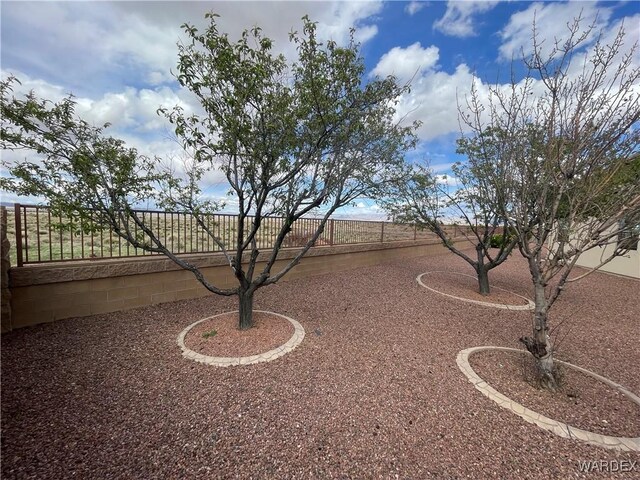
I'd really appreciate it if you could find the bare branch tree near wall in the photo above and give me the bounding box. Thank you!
[0,14,417,330]
[461,15,640,390]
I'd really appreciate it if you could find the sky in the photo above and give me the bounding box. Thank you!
[1,0,638,219]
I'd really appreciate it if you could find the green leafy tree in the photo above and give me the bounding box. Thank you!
[1,14,417,329]
[382,127,518,296]
[461,16,640,390]
[580,154,640,256]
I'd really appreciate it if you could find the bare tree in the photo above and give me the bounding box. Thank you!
[0,14,417,330]
[461,15,640,390]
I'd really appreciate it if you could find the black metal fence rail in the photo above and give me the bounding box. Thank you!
[7,204,468,266]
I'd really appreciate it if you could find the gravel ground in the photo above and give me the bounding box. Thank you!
[417,270,530,305]
[2,249,639,479]
[471,349,640,437]
[185,312,295,358]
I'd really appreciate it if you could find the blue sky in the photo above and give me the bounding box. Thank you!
[1,1,638,218]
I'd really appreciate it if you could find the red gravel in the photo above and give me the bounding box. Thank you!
[2,249,639,479]
[418,270,531,305]
[471,349,640,437]
[184,311,295,357]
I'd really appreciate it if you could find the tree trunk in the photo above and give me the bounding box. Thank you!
[238,287,255,330]
[476,247,490,295]
[520,281,558,391]
[477,266,490,296]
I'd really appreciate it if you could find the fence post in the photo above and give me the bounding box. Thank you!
[329,219,335,246]
[380,221,385,243]
[13,203,23,268]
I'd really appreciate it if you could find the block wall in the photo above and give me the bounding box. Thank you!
[8,239,451,329]
[1,207,11,332]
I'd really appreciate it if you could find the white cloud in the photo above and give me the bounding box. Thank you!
[1,2,156,94]
[315,1,383,45]
[331,200,386,220]
[370,41,495,141]
[434,174,459,187]
[377,6,638,144]
[2,70,200,133]
[6,0,636,212]
[371,42,439,82]
[1,1,383,95]
[405,1,426,16]
[1,1,385,208]
[597,13,640,69]
[497,8,639,131]
[433,1,499,38]
[0,69,70,103]
[429,162,455,173]
[389,62,489,140]
[499,2,611,61]
[557,13,640,105]
[105,13,181,86]
[371,43,482,141]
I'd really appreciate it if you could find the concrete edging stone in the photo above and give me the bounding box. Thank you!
[416,271,535,311]
[177,310,305,367]
[457,346,640,452]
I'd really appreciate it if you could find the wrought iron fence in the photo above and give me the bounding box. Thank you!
[7,203,452,266]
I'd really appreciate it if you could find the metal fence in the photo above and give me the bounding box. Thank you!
[7,204,459,267]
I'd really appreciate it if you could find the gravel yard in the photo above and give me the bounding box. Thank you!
[2,249,639,479]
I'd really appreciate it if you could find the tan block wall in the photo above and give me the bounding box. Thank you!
[575,243,640,279]
[1,207,11,333]
[9,240,452,329]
